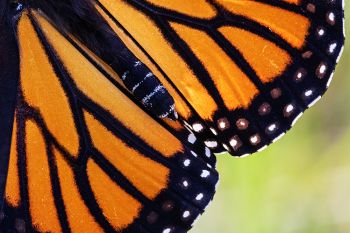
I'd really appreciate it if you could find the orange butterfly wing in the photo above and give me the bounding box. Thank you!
[95,0,345,156]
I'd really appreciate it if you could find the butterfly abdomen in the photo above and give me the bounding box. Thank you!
[122,61,176,120]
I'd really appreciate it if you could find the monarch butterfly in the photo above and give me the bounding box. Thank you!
[0,0,345,233]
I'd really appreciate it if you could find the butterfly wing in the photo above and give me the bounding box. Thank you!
[95,0,345,156]
[0,10,218,233]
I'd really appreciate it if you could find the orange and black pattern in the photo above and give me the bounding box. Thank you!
[0,8,218,233]
[0,0,345,232]
[95,0,345,156]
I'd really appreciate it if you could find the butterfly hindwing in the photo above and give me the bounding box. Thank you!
[95,0,345,156]
[0,9,218,233]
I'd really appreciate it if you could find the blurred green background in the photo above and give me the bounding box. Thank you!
[192,5,350,233]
